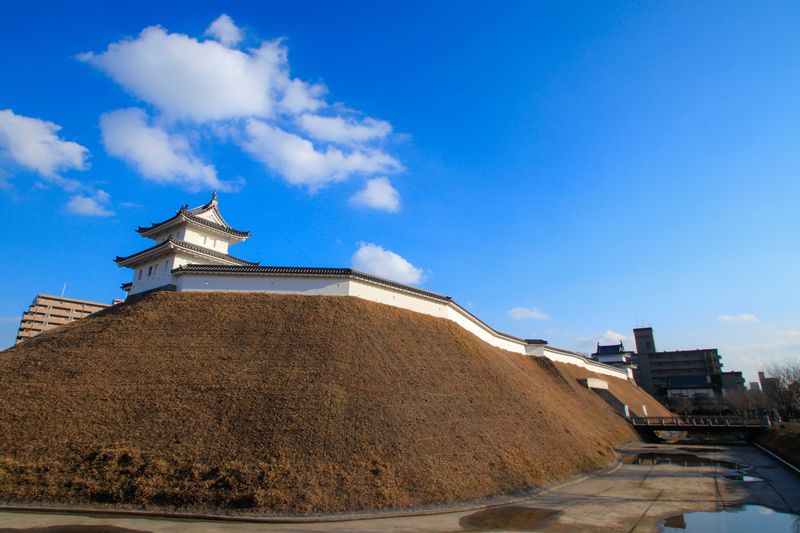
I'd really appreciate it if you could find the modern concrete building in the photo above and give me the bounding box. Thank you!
[633,327,657,354]
[16,294,113,344]
[720,371,746,394]
[664,375,716,400]
[631,328,723,400]
[758,371,780,398]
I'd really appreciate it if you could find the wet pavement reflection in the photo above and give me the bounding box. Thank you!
[661,505,800,532]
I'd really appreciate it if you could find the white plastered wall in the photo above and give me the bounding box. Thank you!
[195,209,225,225]
[347,279,528,354]
[176,274,350,295]
[128,256,177,294]
[181,226,231,254]
[169,272,629,380]
[542,346,629,379]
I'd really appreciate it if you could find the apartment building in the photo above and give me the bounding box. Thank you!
[15,294,115,344]
[631,327,723,399]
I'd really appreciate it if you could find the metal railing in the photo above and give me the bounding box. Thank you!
[630,416,770,428]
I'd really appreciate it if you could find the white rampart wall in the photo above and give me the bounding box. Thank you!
[347,279,528,354]
[177,274,350,296]
[541,346,630,379]
[171,272,629,379]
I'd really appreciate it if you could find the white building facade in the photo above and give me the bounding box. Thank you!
[117,194,631,380]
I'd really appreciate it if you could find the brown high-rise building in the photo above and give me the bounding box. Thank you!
[15,294,115,345]
[633,327,657,354]
[631,327,723,400]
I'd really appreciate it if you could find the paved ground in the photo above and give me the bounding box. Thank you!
[0,442,798,532]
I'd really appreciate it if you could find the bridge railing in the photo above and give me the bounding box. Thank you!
[630,415,770,428]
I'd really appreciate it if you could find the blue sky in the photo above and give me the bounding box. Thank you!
[1,1,798,382]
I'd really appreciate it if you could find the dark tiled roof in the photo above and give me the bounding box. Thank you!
[524,339,548,345]
[593,343,626,356]
[115,238,259,267]
[187,192,233,227]
[121,282,132,292]
[136,210,249,239]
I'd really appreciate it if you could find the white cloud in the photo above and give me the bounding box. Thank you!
[280,79,326,114]
[205,14,243,47]
[298,114,392,145]
[0,109,88,185]
[66,189,114,217]
[349,177,400,212]
[721,330,800,382]
[601,330,627,343]
[719,313,759,323]
[81,22,328,123]
[241,119,402,190]
[82,16,401,200]
[100,108,232,191]
[351,242,424,285]
[578,329,628,345]
[507,307,550,321]
[80,26,281,121]
[752,329,800,350]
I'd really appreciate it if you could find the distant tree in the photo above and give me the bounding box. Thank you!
[667,396,690,416]
[761,360,800,420]
[692,396,722,415]
[724,389,767,418]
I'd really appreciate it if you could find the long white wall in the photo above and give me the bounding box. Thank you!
[173,271,630,380]
[541,346,634,379]
[177,274,350,296]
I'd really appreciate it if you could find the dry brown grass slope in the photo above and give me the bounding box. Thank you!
[0,292,659,515]
[555,363,671,418]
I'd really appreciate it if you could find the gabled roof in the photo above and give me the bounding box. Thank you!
[136,193,250,240]
[115,238,259,268]
[188,191,230,226]
[593,342,627,356]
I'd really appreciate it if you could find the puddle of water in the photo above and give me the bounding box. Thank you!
[661,505,800,532]
[459,506,560,531]
[678,447,723,453]
[623,452,748,471]
[719,472,763,482]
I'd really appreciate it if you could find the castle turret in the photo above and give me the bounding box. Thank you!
[116,193,257,296]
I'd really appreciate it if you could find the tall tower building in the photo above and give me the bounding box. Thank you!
[631,326,722,399]
[633,327,656,354]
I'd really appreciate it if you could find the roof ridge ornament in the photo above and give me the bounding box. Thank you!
[209,191,218,207]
